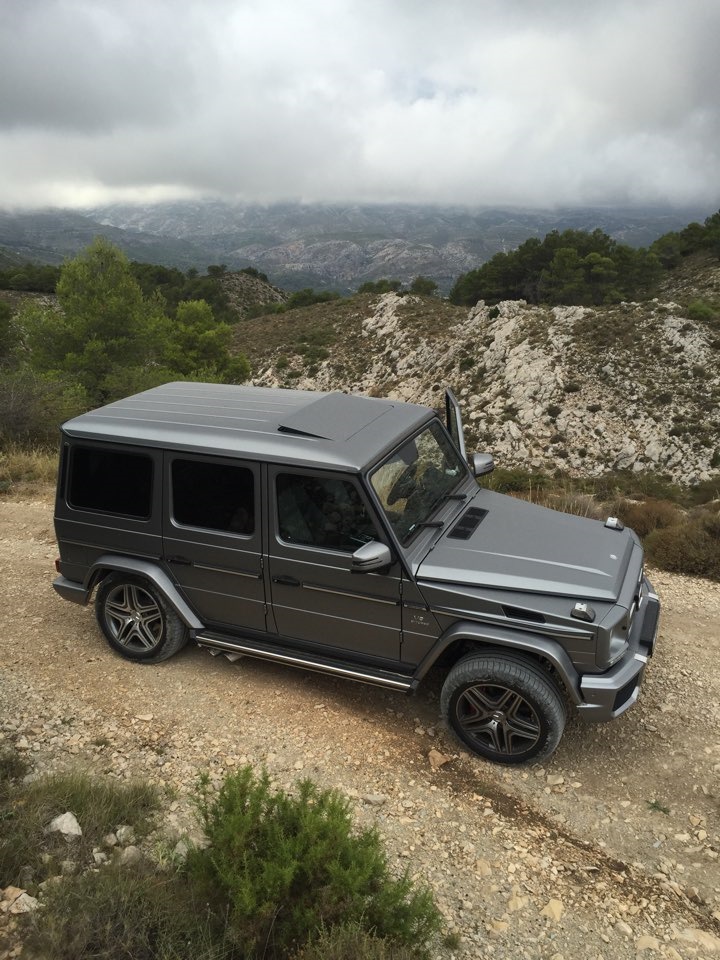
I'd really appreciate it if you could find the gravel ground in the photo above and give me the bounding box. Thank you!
[1,493,720,959]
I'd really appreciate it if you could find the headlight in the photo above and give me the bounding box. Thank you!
[608,636,629,666]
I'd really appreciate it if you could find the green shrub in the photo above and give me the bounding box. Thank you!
[690,474,720,503]
[609,498,683,538]
[686,299,718,323]
[645,512,720,579]
[187,767,442,959]
[591,470,684,504]
[484,467,551,494]
[0,746,29,787]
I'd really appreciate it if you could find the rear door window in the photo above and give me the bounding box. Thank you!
[172,459,255,536]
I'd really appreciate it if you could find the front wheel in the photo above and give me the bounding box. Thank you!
[95,574,189,663]
[440,652,566,764]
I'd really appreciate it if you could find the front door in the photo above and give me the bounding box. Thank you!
[162,454,266,632]
[267,467,402,661]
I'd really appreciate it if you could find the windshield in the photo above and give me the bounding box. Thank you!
[370,420,467,544]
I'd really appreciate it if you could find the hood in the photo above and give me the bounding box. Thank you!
[416,489,636,602]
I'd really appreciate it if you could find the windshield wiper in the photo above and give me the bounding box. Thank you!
[440,493,467,501]
[409,520,444,534]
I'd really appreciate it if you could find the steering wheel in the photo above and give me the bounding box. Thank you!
[386,463,417,505]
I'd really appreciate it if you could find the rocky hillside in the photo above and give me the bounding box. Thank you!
[244,255,720,484]
[218,269,287,316]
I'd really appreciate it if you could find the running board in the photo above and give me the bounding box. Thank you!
[195,632,414,692]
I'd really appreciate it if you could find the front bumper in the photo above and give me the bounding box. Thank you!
[577,577,660,722]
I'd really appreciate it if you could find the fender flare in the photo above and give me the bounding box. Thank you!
[85,555,204,631]
[414,620,582,705]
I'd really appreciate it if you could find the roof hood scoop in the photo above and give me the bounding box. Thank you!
[278,392,391,441]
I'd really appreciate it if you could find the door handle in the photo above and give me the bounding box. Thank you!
[167,555,192,566]
[272,575,300,587]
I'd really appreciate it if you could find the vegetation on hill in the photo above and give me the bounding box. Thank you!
[0,262,61,293]
[0,238,249,442]
[449,210,720,308]
[650,210,720,267]
[449,228,663,307]
[244,286,342,318]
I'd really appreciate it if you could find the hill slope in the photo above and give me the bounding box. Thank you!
[240,255,720,484]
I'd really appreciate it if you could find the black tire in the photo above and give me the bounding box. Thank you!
[440,652,566,765]
[95,574,189,664]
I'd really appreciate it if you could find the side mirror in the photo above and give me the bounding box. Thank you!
[470,452,495,477]
[351,540,392,573]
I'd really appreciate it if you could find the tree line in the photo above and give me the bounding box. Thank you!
[0,238,249,443]
[449,210,720,307]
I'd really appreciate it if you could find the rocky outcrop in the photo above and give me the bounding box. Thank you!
[254,278,720,484]
[219,270,287,316]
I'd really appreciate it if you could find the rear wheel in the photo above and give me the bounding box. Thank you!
[440,652,566,764]
[95,574,188,663]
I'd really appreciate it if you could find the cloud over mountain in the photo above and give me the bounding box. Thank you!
[1,0,719,209]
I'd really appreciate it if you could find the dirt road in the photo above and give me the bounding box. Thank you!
[2,493,720,959]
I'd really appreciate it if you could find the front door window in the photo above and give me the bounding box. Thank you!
[276,474,377,552]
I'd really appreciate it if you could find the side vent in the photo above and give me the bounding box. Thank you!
[447,507,488,540]
[502,605,546,624]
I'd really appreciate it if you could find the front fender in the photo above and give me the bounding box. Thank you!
[415,621,582,705]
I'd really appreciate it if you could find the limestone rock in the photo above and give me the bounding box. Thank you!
[428,749,451,771]
[540,898,564,922]
[45,811,82,840]
[675,928,720,952]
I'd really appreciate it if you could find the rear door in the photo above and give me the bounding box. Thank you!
[162,453,266,631]
[267,466,402,660]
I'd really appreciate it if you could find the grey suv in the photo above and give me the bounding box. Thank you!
[53,382,660,764]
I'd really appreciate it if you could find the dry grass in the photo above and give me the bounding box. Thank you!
[0,442,58,495]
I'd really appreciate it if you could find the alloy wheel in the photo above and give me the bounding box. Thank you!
[454,683,542,757]
[103,583,164,653]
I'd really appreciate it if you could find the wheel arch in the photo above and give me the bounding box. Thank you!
[85,555,204,631]
[414,621,582,705]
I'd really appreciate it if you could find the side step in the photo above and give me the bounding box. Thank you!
[195,631,414,692]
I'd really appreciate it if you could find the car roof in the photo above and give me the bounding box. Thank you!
[60,382,436,472]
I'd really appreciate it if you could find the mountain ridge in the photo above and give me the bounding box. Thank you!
[0,201,711,293]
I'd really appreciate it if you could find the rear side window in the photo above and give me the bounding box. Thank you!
[172,459,255,535]
[68,446,153,519]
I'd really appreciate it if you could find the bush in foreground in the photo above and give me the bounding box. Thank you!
[188,767,442,959]
[17,762,441,960]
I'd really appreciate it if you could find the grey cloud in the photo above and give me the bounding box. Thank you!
[0,0,718,209]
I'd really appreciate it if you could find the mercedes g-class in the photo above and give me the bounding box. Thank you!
[52,382,660,763]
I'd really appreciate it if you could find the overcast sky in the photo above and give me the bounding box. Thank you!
[1,0,719,211]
